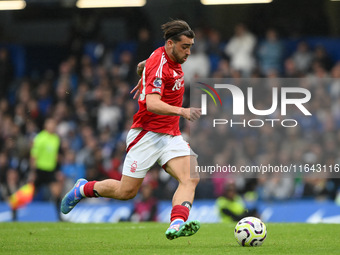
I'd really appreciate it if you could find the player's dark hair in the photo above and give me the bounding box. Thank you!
[161,20,195,42]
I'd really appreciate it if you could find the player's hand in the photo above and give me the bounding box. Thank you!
[190,107,202,121]
[130,79,141,99]
[136,60,146,77]
[181,107,201,121]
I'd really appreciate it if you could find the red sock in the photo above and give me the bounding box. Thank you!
[83,181,98,197]
[170,205,189,222]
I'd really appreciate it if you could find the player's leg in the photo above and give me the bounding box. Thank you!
[92,175,144,199]
[164,155,200,240]
[61,129,159,214]
[165,155,199,206]
[61,175,143,214]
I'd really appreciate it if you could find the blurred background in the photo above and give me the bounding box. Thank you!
[0,0,340,223]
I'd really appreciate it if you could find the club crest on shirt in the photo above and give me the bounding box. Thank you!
[153,78,162,88]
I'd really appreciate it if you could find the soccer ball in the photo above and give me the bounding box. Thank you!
[234,217,267,247]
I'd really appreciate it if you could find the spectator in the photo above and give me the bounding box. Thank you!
[97,92,122,133]
[329,62,340,99]
[284,57,302,77]
[182,28,211,82]
[129,179,158,222]
[135,27,154,63]
[182,46,211,83]
[55,58,78,97]
[112,50,136,84]
[76,130,100,179]
[130,174,158,222]
[257,29,283,76]
[36,81,53,117]
[16,79,31,106]
[61,149,86,192]
[192,28,208,54]
[224,23,257,76]
[212,59,231,78]
[291,41,314,74]
[27,99,44,129]
[313,45,333,71]
[306,60,330,88]
[206,29,225,73]
[258,173,295,201]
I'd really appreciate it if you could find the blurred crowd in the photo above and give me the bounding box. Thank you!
[1,23,340,214]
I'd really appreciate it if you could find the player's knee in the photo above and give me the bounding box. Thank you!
[120,188,138,200]
[181,176,200,188]
[191,176,200,187]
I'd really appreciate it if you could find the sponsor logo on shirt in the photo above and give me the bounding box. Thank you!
[172,76,184,91]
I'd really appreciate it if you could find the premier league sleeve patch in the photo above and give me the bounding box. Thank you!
[153,78,162,88]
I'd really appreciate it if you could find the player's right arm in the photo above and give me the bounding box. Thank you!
[146,94,201,121]
[142,49,201,121]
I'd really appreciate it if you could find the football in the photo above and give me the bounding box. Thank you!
[234,217,267,247]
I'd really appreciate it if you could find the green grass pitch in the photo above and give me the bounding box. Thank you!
[0,222,339,255]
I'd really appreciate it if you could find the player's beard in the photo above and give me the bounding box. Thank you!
[172,46,188,64]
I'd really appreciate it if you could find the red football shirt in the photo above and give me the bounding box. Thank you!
[131,46,185,136]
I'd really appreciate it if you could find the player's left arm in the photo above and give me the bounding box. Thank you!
[130,60,147,99]
[146,94,201,121]
[130,79,142,99]
[136,60,146,76]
